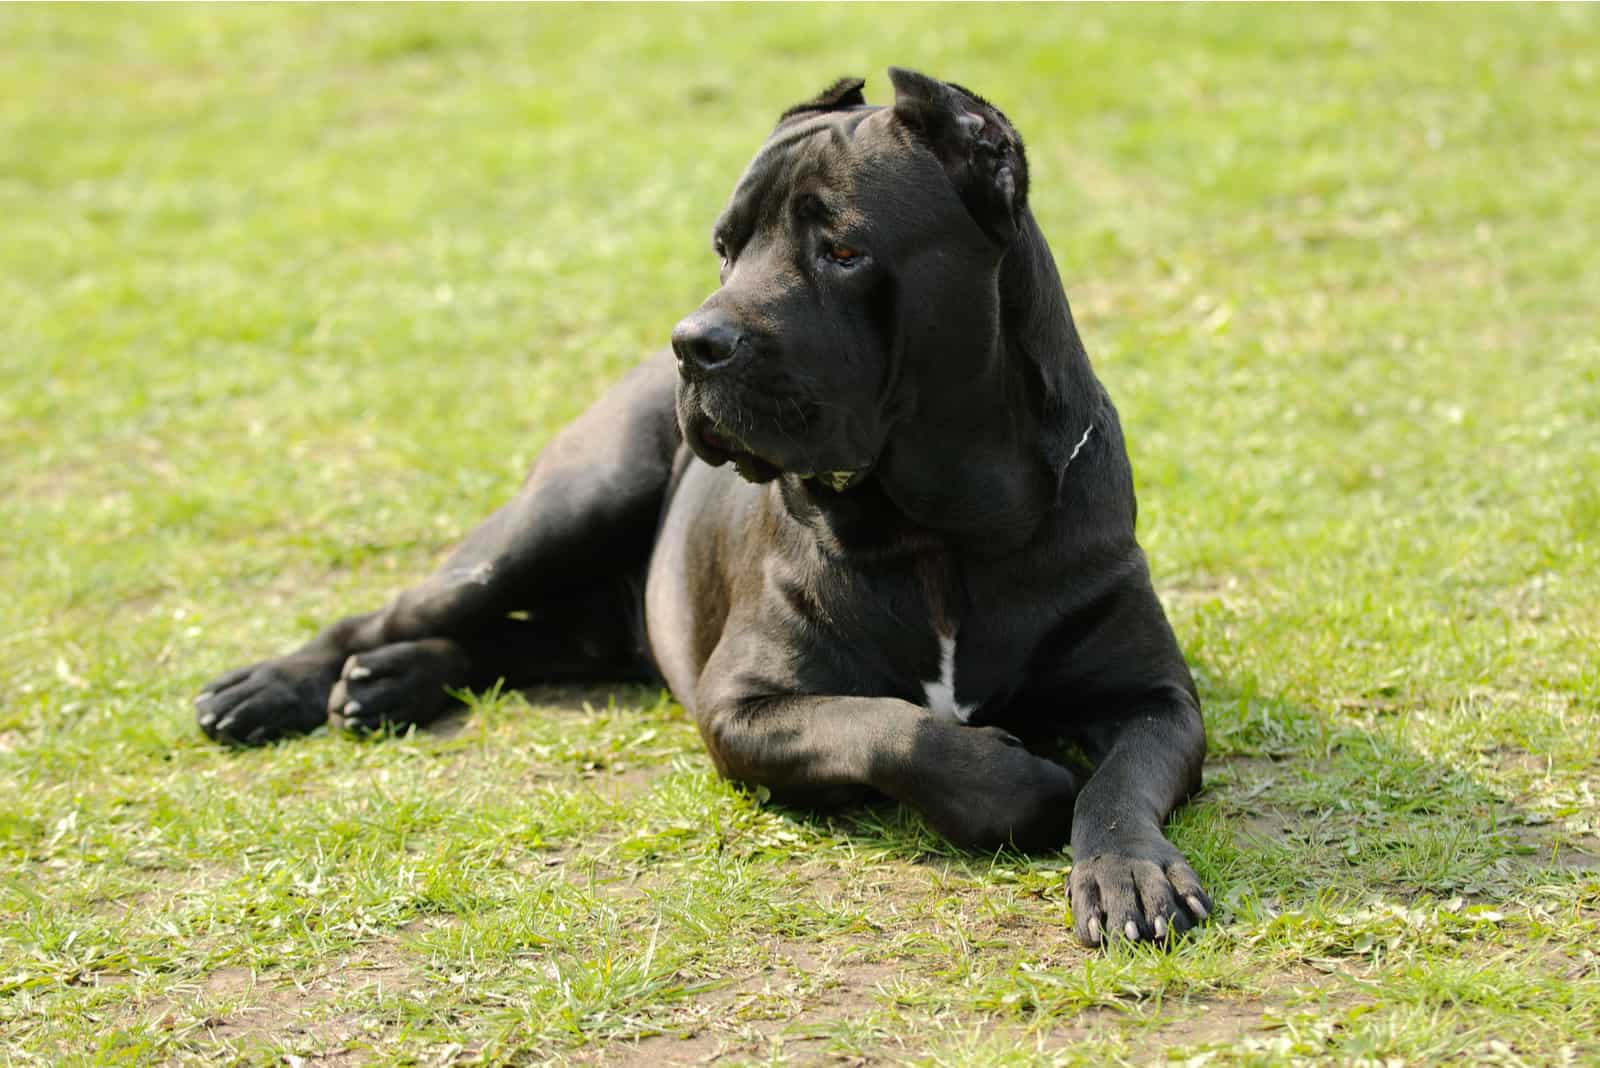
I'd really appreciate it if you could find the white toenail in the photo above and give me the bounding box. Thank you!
[1154,917,1167,938]
[1186,895,1209,920]
[344,700,362,716]
[1125,921,1139,940]
[348,665,371,680]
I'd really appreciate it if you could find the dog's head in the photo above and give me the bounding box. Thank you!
[673,68,1030,489]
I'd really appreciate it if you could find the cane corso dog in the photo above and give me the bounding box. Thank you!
[195,69,1211,946]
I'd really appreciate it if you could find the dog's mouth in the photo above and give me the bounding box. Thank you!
[686,411,867,491]
[693,421,783,483]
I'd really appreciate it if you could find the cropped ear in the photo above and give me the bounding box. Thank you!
[888,67,1028,244]
[779,76,867,123]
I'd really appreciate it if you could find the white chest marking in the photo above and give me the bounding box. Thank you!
[923,634,978,722]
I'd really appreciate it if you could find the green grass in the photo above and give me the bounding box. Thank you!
[3,4,1597,1064]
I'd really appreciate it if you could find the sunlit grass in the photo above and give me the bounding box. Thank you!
[3,5,1597,1064]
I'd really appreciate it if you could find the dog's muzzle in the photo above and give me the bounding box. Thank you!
[671,313,747,384]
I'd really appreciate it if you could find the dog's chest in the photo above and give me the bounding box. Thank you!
[906,550,1010,723]
[781,524,1042,720]
[922,631,977,722]
[912,615,1033,725]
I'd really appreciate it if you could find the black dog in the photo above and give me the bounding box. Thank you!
[196,69,1210,947]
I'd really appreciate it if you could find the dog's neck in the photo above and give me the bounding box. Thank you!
[860,211,1108,553]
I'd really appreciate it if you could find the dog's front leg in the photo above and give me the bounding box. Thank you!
[1067,689,1211,946]
[700,696,1080,851]
[196,354,683,745]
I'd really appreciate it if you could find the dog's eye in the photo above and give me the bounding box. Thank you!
[826,244,861,266]
[714,239,729,265]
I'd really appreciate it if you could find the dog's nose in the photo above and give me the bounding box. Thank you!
[671,315,745,381]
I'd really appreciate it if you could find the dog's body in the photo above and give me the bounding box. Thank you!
[195,70,1210,946]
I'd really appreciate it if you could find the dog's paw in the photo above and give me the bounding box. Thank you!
[326,639,471,734]
[195,657,335,746]
[903,722,1079,852]
[1068,843,1210,948]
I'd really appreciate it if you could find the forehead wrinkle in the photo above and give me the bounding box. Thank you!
[730,106,884,214]
[770,105,882,146]
[729,124,855,234]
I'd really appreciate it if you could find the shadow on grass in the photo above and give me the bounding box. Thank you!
[698,662,1596,927]
[421,667,1597,936]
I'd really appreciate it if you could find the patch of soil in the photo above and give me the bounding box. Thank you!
[1157,574,1256,613]
[588,936,902,1067]
[577,761,673,798]
[84,861,239,923]
[1504,824,1600,871]
[1150,998,1273,1047]
[1235,806,1298,848]
[140,937,427,1064]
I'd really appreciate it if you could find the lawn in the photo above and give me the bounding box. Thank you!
[3,4,1597,1065]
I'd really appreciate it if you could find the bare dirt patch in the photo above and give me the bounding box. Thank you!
[591,936,902,1067]
[1505,824,1600,871]
[135,936,428,1064]
[87,862,239,921]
